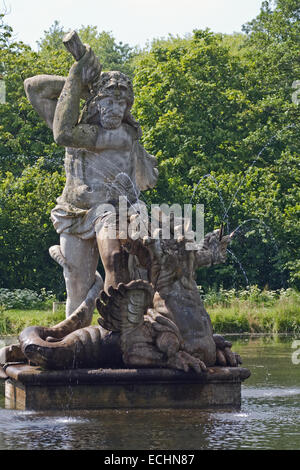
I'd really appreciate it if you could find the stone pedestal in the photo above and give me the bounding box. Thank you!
[4,364,250,410]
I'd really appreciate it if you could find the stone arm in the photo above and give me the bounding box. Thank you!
[24,74,91,130]
[53,47,102,150]
[195,230,232,268]
[24,75,66,130]
[134,142,159,190]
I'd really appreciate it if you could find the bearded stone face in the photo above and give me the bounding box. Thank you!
[98,96,127,129]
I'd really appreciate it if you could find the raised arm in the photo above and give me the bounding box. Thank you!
[24,75,66,129]
[53,46,101,150]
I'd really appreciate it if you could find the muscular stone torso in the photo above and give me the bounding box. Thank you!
[59,124,137,209]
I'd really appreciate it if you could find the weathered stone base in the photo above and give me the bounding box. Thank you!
[4,364,250,410]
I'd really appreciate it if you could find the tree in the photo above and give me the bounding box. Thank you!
[242,0,300,101]
[37,22,137,77]
[0,17,67,175]
[0,160,65,293]
[132,23,300,289]
[36,20,66,52]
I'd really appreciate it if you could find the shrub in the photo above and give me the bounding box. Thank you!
[0,288,56,310]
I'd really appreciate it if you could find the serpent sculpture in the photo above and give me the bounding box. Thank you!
[0,222,241,372]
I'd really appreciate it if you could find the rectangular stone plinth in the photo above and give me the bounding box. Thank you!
[4,364,250,410]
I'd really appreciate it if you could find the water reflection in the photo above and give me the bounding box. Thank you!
[0,335,299,450]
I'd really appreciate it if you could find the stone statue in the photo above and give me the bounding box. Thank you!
[0,32,241,374]
[24,31,158,317]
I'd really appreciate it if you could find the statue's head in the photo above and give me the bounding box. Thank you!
[79,71,141,136]
[93,71,134,109]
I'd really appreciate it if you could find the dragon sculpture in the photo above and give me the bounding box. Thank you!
[0,217,241,373]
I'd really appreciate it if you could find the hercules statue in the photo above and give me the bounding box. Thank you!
[23,32,158,317]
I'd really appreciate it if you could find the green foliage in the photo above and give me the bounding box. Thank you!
[0,287,56,310]
[220,33,247,58]
[0,305,13,335]
[0,19,67,174]
[201,285,299,307]
[0,159,65,293]
[207,287,300,333]
[132,2,300,290]
[37,21,137,77]
[36,20,66,52]
[0,308,65,335]
[0,308,102,335]
[133,30,249,178]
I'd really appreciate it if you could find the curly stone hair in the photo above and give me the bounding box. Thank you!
[92,71,134,107]
[79,71,142,138]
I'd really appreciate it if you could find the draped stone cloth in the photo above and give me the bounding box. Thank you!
[51,199,148,240]
[51,141,157,240]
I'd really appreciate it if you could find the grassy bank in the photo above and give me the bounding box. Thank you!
[0,309,65,335]
[208,298,300,334]
[0,288,299,336]
[205,287,300,334]
[0,307,101,336]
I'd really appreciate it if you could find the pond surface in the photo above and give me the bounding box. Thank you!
[0,335,299,450]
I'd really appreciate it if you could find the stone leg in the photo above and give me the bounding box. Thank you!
[96,225,130,293]
[60,233,99,317]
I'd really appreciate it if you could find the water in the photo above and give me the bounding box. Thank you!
[0,335,299,450]
[190,125,299,263]
[190,174,230,232]
[222,123,297,223]
[231,218,281,259]
[227,249,250,286]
